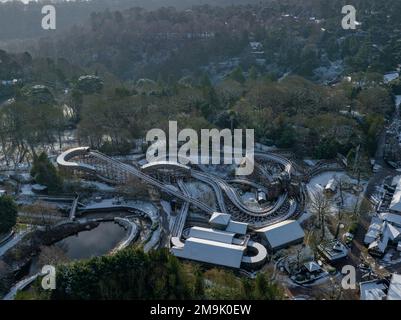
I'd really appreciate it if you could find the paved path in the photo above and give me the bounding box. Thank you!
[0,229,31,257]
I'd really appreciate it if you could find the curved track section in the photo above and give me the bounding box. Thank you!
[142,158,289,217]
[240,240,268,266]
[57,147,299,228]
[58,147,213,214]
[254,152,294,176]
[192,170,288,217]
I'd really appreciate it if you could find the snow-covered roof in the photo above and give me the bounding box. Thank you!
[171,237,245,268]
[364,216,383,244]
[32,184,47,191]
[386,223,401,240]
[318,240,349,261]
[391,175,401,186]
[141,161,190,172]
[189,226,235,244]
[368,240,380,251]
[257,220,305,249]
[387,274,401,300]
[325,178,337,191]
[384,72,399,84]
[381,212,401,227]
[304,261,321,273]
[209,212,231,227]
[360,280,387,300]
[389,177,401,213]
[303,159,317,167]
[226,220,248,235]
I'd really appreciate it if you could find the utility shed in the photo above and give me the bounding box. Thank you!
[324,178,337,194]
[256,220,304,251]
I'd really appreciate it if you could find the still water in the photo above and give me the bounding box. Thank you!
[55,221,127,260]
[25,221,127,279]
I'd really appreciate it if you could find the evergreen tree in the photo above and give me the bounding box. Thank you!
[0,195,17,234]
[30,152,63,193]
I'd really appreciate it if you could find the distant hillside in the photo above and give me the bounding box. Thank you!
[0,0,263,41]
[11,0,400,81]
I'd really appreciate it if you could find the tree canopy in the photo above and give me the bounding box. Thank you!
[0,195,17,234]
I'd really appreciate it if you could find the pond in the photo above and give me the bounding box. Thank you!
[21,221,128,286]
[54,221,127,260]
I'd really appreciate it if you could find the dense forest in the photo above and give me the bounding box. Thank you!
[0,0,264,41]
[0,0,398,167]
[2,0,401,80]
[16,247,283,300]
[0,43,393,167]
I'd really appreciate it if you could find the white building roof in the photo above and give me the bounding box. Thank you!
[171,237,245,268]
[209,212,231,227]
[380,212,401,227]
[325,178,337,192]
[360,280,387,300]
[364,216,383,244]
[390,177,401,213]
[304,261,321,273]
[386,223,401,240]
[226,220,248,235]
[257,220,304,249]
[384,72,399,84]
[391,175,401,186]
[318,239,349,261]
[387,274,401,300]
[189,226,235,244]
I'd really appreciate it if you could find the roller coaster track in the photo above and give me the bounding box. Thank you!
[191,170,288,217]
[142,152,293,216]
[58,148,213,214]
[254,152,294,176]
[57,147,299,227]
[189,171,227,213]
[172,179,190,238]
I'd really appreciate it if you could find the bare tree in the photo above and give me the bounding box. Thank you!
[38,245,69,267]
[335,176,346,208]
[335,206,345,239]
[309,189,332,240]
[116,176,149,198]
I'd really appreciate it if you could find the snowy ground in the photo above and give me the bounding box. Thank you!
[20,184,34,196]
[307,171,368,215]
[185,181,216,209]
[81,180,115,192]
